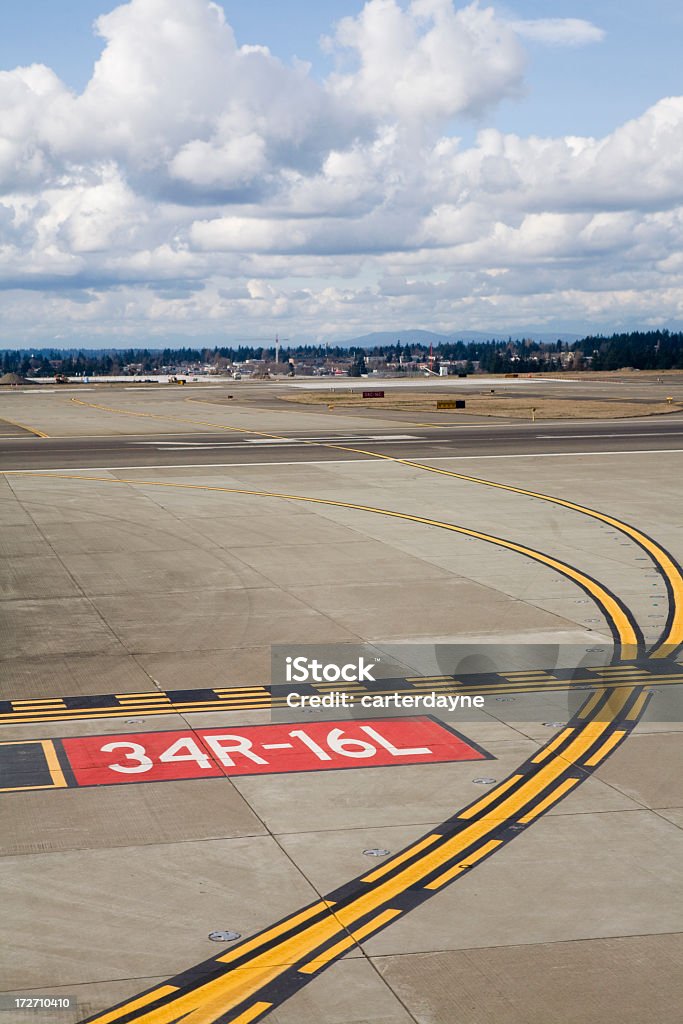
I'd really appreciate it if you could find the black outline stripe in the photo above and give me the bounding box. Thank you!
[5,661,679,726]
[76,687,648,1024]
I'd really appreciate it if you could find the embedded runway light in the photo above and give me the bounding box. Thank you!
[208,931,241,943]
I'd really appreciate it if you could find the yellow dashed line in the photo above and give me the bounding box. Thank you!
[518,778,581,823]
[531,728,575,764]
[217,902,335,965]
[626,692,650,721]
[362,835,442,883]
[83,986,179,1024]
[584,730,627,767]
[459,774,524,820]
[231,1005,273,1024]
[298,909,401,974]
[425,838,503,890]
[576,691,606,719]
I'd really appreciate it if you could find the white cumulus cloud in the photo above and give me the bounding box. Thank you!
[0,0,681,342]
[326,0,526,123]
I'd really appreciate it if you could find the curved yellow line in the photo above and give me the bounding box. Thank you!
[68,395,682,655]
[48,398,661,1024]
[374,457,683,657]
[3,471,639,652]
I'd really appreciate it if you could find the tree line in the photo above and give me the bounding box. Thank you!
[2,330,683,377]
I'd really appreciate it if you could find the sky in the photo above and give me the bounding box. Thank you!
[1,0,682,347]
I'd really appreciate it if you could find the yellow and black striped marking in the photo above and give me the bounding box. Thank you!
[5,415,682,1024]
[1,659,681,728]
[77,686,646,1024]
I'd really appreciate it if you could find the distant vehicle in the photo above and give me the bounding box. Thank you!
[232,373,242,379]
[167,376,186,385]
[54,374,69,384]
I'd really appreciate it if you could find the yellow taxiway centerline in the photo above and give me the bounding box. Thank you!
[65,395,683,655]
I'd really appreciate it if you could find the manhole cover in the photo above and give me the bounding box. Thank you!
[363,848,391,858]
[472,777,497,785]
[208,931,241,942]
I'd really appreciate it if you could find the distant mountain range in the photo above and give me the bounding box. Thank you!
[332,329,582,348]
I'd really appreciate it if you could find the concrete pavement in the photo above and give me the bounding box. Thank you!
[0,382,681,1024]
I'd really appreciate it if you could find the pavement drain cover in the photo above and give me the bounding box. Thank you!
[208,931,241,943]
[587,647,605,652]
[543,722,565,728]
[125,719,144,724]
[472,777,497,785]
[495,697,516,702]
[363,848,391,857]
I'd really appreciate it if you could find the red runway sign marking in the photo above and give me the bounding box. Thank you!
[62,717,489,785]
[1,718,491,792]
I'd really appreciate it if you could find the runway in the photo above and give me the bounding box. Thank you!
[3,416,683,472]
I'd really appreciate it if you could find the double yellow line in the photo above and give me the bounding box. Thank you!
[15,395,674,1024]
[18,477,646,1024]
[81,686,642,1024]
[67,395,683,657]
[2,471,643,655]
